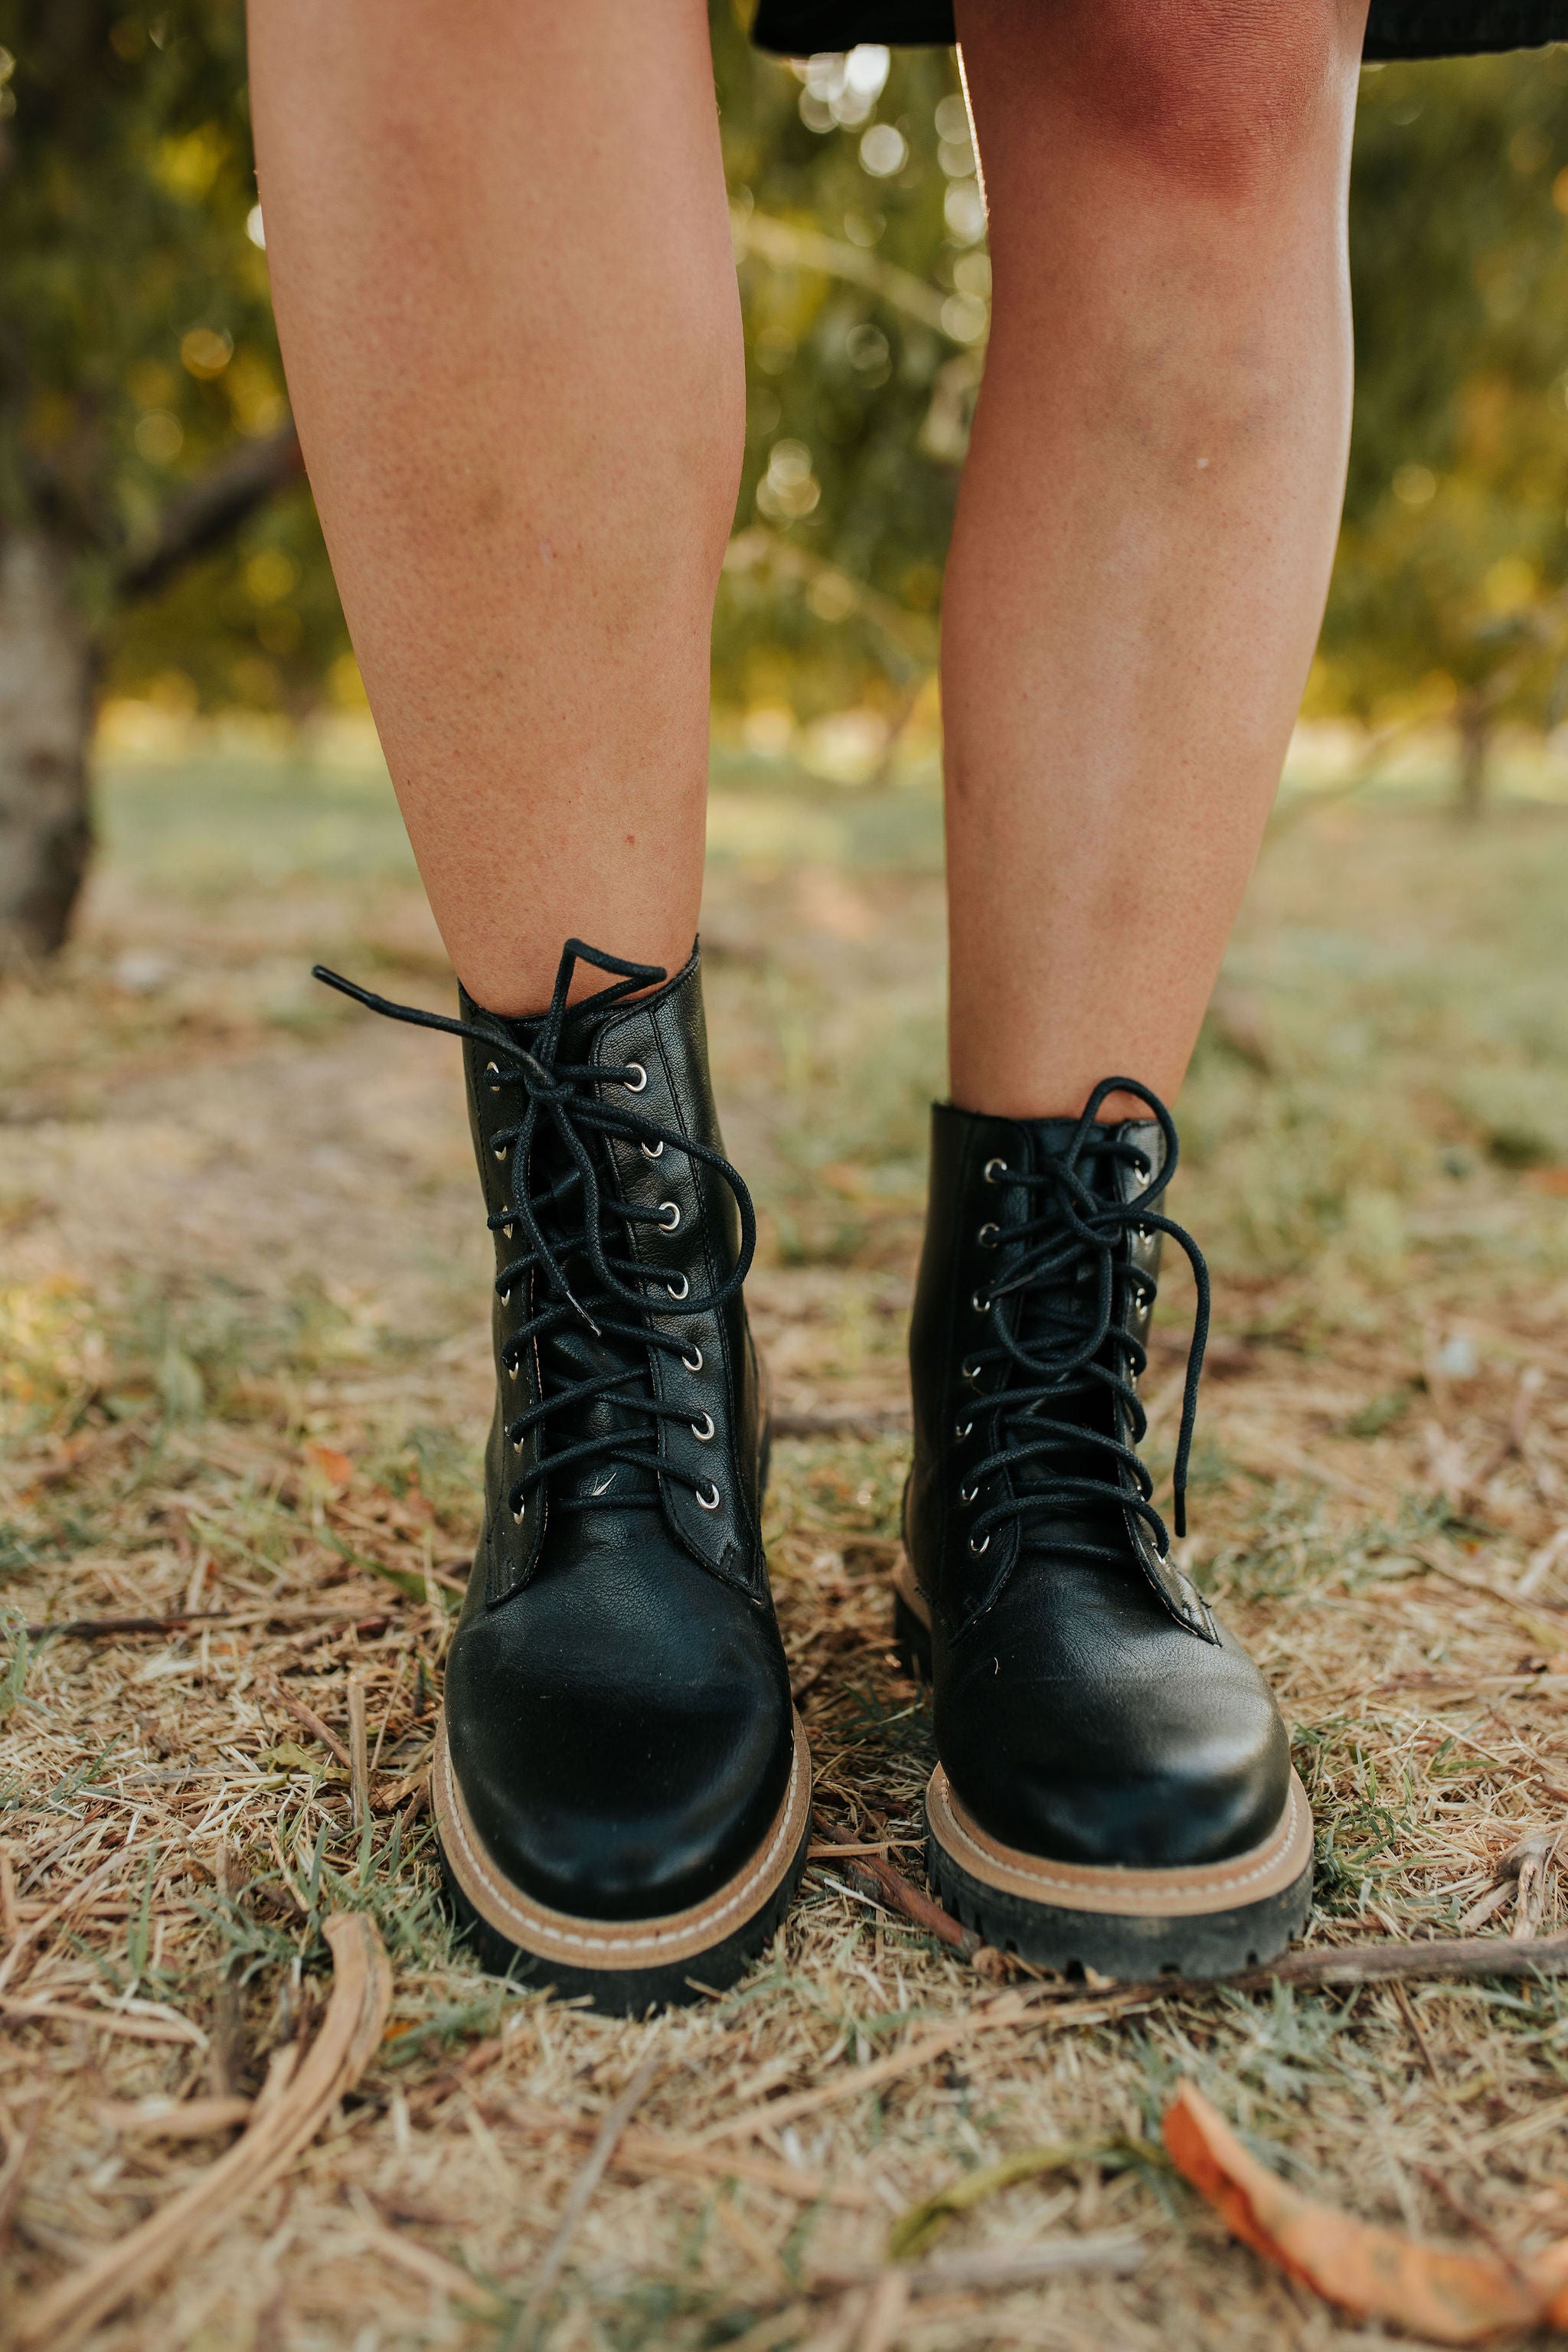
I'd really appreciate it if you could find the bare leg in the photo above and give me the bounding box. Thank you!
[944,0,1367,1117]
[247,0,740,1010]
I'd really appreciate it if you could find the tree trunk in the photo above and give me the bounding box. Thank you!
[1455,691,1491,822]
[0,527,95,965]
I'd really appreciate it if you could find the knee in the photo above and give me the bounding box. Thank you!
[1011,0,1362,199]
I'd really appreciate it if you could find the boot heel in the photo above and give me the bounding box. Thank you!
[893,1588,933,1682]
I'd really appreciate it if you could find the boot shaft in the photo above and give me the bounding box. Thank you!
[459,946,764,1609]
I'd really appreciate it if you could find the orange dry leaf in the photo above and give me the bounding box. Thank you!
[1163,2080,1568,2346]
[303,1439,354,1488]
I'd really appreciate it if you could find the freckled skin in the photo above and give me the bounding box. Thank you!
[250,0,1367,1086]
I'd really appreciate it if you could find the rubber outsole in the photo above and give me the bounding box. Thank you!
[894,1564,1314,1981]
[434,1710,813,2015]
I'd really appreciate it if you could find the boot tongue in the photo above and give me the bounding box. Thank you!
[1004,1119,1129,1554]
[514,1001,665,1512]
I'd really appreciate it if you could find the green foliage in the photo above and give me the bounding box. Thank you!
[13,4,1568,736]
[0,0,347,707]
[1323,49,1568,730]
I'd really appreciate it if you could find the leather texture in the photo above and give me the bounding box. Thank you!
[906,1101,1293,1872]
[443,946,795,1922]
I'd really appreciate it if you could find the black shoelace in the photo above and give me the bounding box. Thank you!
[961,1077,1210,1567]
[312,939,756,1522]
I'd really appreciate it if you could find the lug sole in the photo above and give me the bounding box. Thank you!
[433,1709,813,2015]
[894,1556,1315,1980]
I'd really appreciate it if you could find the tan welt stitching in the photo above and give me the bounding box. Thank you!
[932,1773,1308,1908]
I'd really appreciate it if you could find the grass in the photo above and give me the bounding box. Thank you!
[0,729,1566,2347]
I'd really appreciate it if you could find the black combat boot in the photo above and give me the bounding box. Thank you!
[900,1080,1312,1978]
[316,939,810,2012]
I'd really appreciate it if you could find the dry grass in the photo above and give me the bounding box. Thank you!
[2,736,1568,2350]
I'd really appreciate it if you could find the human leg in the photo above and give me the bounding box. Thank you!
[903,2,1367,1971]
[944,0,1367,1117]
[247,0,742,1008]
[248,2,807,2008]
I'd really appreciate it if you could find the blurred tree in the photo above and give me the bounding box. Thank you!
[1322,48,1568,807]
[0,0,340,962]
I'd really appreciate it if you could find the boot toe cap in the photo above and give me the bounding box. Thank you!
[443,1558,794,1921]
[937,1595,1292,1870]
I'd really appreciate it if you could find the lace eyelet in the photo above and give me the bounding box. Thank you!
[955,1419,972,1440]
[666,1272,689,1302]
[513,1436,524,1454]
[503,1221,516,1241]
[642,1138,665,1161]
[681,1345,704,1374]
[972,1292,991,1315]
[983,1157,1008,1185]
[969,1533,991,1556]
[508,1361,520,1381]
[622,1061,648,1093]
[959,1482,978,1505]
[696,1480,721,1511]
[511,1500,526,1524]
[691,1412,715,1442]
[960,1357,980,1383]
[977,1222,999,1249]
[492,1145,506,1163]
[485,1059,501,1096]
[498,1286,511,1305]
[658,1200,681,1233]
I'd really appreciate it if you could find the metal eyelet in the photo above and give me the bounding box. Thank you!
[622,1062,648,1093]
[503,1221,516,1241]
[681,1345,704,1374]
[977,1222,998,1249]
[512,1436,524,1454]
[492,1145,506,1162]
[511,1500,526,1524]
[960,1357,980,1383]
[972,1292,991,1315]
[983,1157,1008,1184]
[642,1138,665,1161]
[498,1286,511,1305]
[955,1419,972,1441]
[696,1480,721,1511]
[658,1200,681,1233]
[969,1533,991,1556]
[485,1059,501,1096]
[508,1361,519,1381]
[666,1272,690,1302]
[959,1482,978,1505]
[691,1412,715,1442]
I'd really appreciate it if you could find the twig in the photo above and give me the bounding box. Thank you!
[812,1822,1004,1974]
[511,2049,663,2350]
[770,1407,913,1439]
[1172,1930,1568,1996]
[12,1913,391,2351]
[0,1846,135,1996]
[269,1687,351,1770]
[24,1610,234,1643]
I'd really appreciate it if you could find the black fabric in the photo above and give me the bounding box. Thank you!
[750,0,1568,57]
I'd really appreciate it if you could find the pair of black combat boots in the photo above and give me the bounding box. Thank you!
[319,939,1312,2012]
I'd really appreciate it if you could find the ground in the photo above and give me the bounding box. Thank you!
[2,727,1568,2351]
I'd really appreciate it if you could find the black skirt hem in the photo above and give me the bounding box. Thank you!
[750,0,1568,60]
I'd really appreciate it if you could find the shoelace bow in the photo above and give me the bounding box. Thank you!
[313,940,756,1521]
[961,1076,1210,1568]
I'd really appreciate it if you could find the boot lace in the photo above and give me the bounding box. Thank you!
[313,939,755,1521]
[962,1076,1210,1567]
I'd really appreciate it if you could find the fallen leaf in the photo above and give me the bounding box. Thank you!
[1164,2079,1563,2345]
[303,1440,354,1488]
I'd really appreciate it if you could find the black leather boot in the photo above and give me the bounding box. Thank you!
[900,1080,1312,1978]
[316,939,810,2012]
